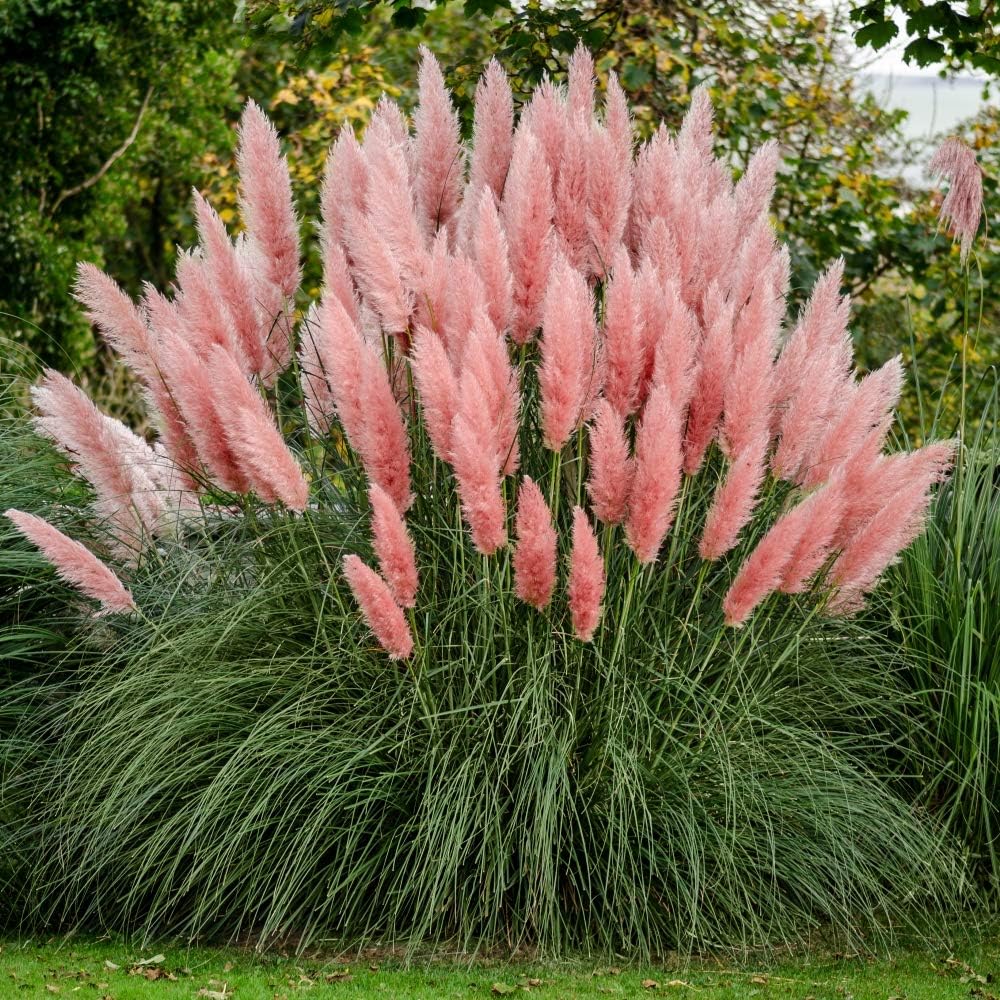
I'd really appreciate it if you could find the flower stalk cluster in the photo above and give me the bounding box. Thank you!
[7,47,954,656]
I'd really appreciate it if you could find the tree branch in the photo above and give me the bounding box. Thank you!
[49,85,154,216]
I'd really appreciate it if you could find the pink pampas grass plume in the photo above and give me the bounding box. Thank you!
[6,509,135,614]
[567,506,605,641]
[469,58,514,204]
[31,371,168,549]
[601,248,641,415]
[313,295,369,446]
[208,346,309,510]
[321,126,369,255]
[413,46,464,237]
[237,100,301,302]
[357,344,413,512]
[363,130,427,292]
[641,269,696,411]
[604,71,633,169]
[343,208,413,336]
[410,326,459,462]
[472,192,514,336]
[801,355,904,489]
[193,192,265,375]
[342,554,413,660]
[683,288,734,475]
[828,440,955,613]
[772,265,854,481]
[451,373,507,555]
[586,399,634,525]
[156,331,250,493]
[539,256,594,450]
[73,264,154,380]
[174,251,246,365]
[369,483,419,608]
[512,476,557,610]
[587,126,631,277]
[554,113,592,272]
[625,385,683,563]
[237,101,300,381]
[699,432,769,561]
[929,136,983,262]
[722,477,844,626]
[779,477,846,594]
[568,44,595,120]
[463,318,521,475]
[502,129,554,344]
[734,140,780,233]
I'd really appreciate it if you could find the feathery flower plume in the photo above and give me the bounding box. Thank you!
[733,140,780,233]
[342,554,413,660]
[771,272,853,480]
[929,136,983,261]
[369,483,419,608]
[174,251,246,365]
[31,372,168,549]
[512,476,557,610]
[586,125,631,277]
[779,477,846,594]
[357,344,413,512]
[451,373,507,555]
[208,346,309,510]
[568,44,596,120]
[587,399,634,525]
[642,270,696,412]
[155,331,250,493]
[828,441,955,613]
[193,193,265,375]
[343,208,413,336]
[683,288,734,475]
[567,506,605,641]
[601,248,641,415]
[603,71,633,170]
[699,433,769,561]
[410,326,459,462]
[472,191,514,336]
[73,264,154,379]
[554,113,592,272]
[413,46,464,237]
[625,385,683,563]
[502,129,554,343]
[237,100,301,381]
[722,478,844,626]
[320,126,369,254]
[801,356,904,489]
[6,509,136,613]
[469,58,514,205]
[463,318,521,474]
[539,255,593,449]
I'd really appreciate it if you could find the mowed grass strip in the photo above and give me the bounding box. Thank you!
[1,938,998,999]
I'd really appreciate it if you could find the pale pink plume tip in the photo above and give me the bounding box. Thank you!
[512,476,557,610]
[369,483,419,608]
[343,554,414,660]
[6,509,135,614]
[929,137,983,262]
[567,507,605,641]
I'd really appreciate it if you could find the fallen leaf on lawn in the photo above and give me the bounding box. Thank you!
[324,969,351,982]
[642,979,658,990]
[196,987,232,1000]
[492,983,517,995]
[102,962,119,972]
[133,954,165,967]
[751,975,769,985]
[45,987,60,995]
[666,981,691,988]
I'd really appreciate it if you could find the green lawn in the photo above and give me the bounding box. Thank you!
[2,936,1000,999]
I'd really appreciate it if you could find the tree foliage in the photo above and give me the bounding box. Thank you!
[851,0,1000,76]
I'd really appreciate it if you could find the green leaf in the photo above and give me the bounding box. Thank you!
[904,36,947,66]
[854,20,898,50]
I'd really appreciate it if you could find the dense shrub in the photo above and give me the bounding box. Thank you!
[1,49,964,952]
